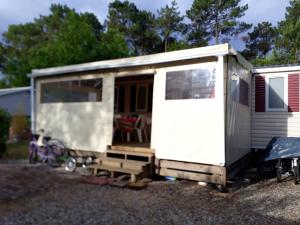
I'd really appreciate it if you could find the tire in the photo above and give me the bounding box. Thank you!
[65,157,77,172]
[217,184,228,193]
[293,166,299,185]
[276,160,282,183]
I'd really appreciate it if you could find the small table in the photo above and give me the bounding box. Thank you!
[117,118,137,142]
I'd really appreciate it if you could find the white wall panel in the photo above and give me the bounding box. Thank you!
[226,56,251,165]
[36,74,114,152]
[151,61,225,165]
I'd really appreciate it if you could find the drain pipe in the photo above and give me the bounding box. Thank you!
[29,75,35,133]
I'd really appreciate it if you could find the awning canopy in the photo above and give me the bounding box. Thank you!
[264,137,300,161]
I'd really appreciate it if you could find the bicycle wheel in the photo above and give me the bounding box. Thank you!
[29,153,35,164]
[65,157,77,172]
[29,142,37,164]
[48,157,60,167]
[49,141,66,157]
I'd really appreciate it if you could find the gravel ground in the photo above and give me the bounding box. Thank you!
[0,162,299,225]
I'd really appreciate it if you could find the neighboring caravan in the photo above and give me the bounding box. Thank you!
[252,65,300,149]
[29,44,252,186]
[0,87,31,116]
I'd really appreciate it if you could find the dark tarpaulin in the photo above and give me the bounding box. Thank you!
[264,137,300,161]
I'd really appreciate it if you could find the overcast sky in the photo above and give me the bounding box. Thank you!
[0,0,290,50]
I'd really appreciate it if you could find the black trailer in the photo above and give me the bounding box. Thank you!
[263,137,300,184]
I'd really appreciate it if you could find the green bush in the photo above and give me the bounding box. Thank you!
[10,115,30,140]
[0,107,11,157]
[0,142,6,157]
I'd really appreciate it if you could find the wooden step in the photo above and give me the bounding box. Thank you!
[109,145,155,154]
[106,149,154,163]
[98,158,149,171]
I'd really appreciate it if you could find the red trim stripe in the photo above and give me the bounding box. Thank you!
[288,73,299,112]
[255,75,265,112]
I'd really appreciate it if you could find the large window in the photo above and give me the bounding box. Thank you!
[239,79,249,106]
[165,68,215,100]
[267,76,286,111]
[41,78,103,103]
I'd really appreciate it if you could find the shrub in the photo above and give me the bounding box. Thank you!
[10,115,30,140]
[0,142,6,157]
[0,107,11,139]
[0,107,11,156]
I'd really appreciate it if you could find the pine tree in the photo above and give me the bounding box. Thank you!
[276,0,300,63]
[186,0,251,46]
[107,0,160,54]
[242,22,278,60]
[156,0,186,52]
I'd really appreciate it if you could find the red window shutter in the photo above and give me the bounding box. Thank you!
[255,75,265,112]
[288,73,299,112]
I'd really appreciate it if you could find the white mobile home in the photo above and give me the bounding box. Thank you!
[252,65,300,149]
[29,44,252,186]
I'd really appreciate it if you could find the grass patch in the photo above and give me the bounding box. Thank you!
[1,141,29,160]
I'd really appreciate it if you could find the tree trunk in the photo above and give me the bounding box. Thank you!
[215,27,219,44]
[214,11,219,44]
[215,0,221,44]
[164,37,168,52]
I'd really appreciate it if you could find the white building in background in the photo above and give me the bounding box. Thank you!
[0,71,4,80]
[0,87,31,116]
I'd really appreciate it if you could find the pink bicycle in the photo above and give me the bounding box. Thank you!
[29,129,66,167]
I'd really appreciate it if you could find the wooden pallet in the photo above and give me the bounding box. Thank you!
[156,159,226,185]
[88,163,144,182]
[96,157,149,172]
[89,156,153,182]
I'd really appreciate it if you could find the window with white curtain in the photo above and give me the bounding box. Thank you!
[266,76,287,111]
